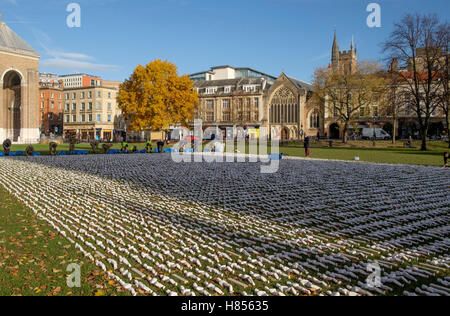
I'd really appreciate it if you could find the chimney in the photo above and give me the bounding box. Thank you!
[389,58,398,72]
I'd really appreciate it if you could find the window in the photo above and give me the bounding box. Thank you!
[88,91,92,98]
[72,115,76,122]
[51,101,54,109]
[224,86,231,93]
[107,114,112,122]
[206,112,214,121]
[254,98,259,108]
[72,103,77,111]
[360,107,365,117]
[81,114,86,122]
[97,114,101,123]
[41,112,44,120]
[206,100,214,109]
[72,93,76,99]
[81,103,86,111]
[59,93,62,100]
[88,102,93,110]
[65,103,70,111]
[51,93,54,99]
[81,92,85,99]
[41,102,44,109]
[310,111,320,129]
[108,92,112,99]
[65,93,70,100]
[206,88,217,94]
[41,93,44,98]
[246,98,251,107]
[222,99,230,109]
[96,102,102,110]
[373,106,379,117]
[88,114,93,122]
[222,112,231,121]
[66,115,70,123]
[107,103,112,111]
[243,86,255,92]
[97,91,102,98]
[59,102,62,110]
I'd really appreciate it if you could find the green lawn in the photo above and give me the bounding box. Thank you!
[1,141,449,167]
[231,140,449,167]
[1,143,155,155]
[0,186,126,296]
[275,144,448,166]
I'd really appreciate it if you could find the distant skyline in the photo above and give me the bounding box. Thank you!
[1,0,449,82]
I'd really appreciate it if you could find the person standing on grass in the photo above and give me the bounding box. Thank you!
[157,141,164,153]
[444,152,449,168]
[304,136,311,157]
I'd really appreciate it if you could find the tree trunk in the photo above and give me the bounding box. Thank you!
[446,118,450,149]
[420,126,428,151]
[342,123,348,143]
[392,119,397,145]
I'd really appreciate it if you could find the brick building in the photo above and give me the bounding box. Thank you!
[39,77,64,135]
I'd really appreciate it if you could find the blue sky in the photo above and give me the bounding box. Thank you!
[1,0,449,82]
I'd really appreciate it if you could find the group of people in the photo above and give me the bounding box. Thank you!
[120,140,166,154]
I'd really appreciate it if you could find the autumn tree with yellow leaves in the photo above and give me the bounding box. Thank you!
[118,60,198,132]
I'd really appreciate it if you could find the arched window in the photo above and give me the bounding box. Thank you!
[309,111,320,129]
[270,88,297,124]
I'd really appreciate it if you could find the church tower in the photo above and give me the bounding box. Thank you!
[331,31,340,72]
[331,32,357,74]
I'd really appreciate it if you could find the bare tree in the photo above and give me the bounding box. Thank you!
[382,67,405,145]
[383,13,448,151]
[313,60,387,143]
[436,23,450,148]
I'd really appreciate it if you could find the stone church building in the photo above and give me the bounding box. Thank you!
[0,14,40,144]
[192,66,320,140]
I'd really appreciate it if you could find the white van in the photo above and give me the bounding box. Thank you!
[361,128,391,140]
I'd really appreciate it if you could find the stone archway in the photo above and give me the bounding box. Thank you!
[3,71,22,142]
[329,123,340,139]
[281,127,289,141]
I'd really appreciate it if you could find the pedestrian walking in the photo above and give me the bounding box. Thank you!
[304,136,311,157]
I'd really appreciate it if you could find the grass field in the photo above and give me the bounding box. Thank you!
[0,186,126,296]
[1,141,449,166]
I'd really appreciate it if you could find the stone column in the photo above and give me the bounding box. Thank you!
[0,81,4,141]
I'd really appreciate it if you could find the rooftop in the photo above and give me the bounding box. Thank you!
[0,14,40,58]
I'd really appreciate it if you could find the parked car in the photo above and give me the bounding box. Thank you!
[361,128,392,140]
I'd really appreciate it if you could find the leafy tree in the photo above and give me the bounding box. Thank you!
[118,59,198,132]
[313,60,387,143]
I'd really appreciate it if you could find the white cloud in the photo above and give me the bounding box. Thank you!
[309,52,330,62]
[2,0,18,5]
[32,28,119,73]
[40,58,119,72]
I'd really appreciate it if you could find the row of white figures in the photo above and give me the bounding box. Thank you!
[0,154,448,296]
